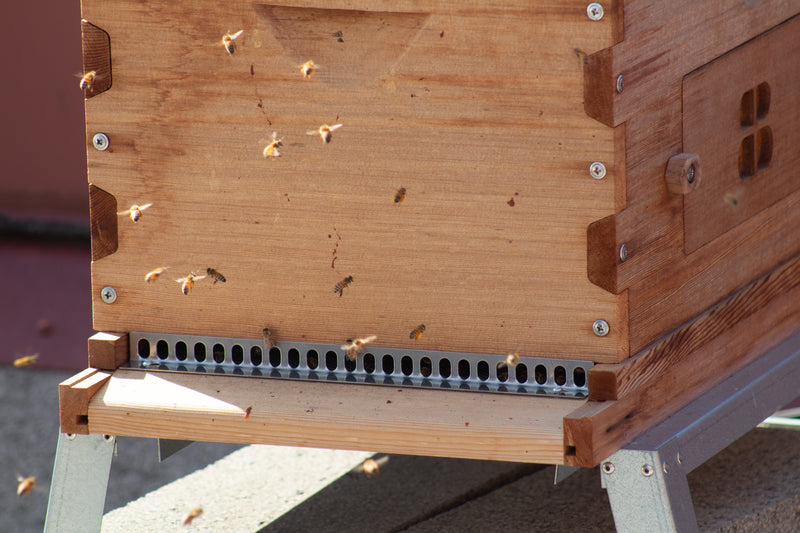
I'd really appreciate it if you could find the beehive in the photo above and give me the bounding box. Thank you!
[67,0,800,466]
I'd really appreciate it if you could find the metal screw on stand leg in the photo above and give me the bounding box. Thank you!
[101,286,117,304]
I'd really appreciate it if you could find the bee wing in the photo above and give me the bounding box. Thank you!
[306,129,319,136]
[194,275,207,281]
[116,208,132,215]
[329,124,343,131]
[139,203,153,211]
[176,277,188,283]
[230,30,244,40]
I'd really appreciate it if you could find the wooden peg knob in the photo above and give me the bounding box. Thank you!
[665,153,700,195]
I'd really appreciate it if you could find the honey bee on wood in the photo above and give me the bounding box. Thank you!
[182,507,204,526]
[409,324,426,340]
[352,455,389,476]
[263,131,284,158]
[393,187,406,204]
[221,30,244,55]
[78,70,97,90]
[176,273,206,295]
[262,327,275,349]
[16,475,36,496]
[144,267,169,284]
[307,124,343,144]
[341,335,377,361]
[333,275,353,297]
[299,60,319,78]
[13,353,39,368]
[117,203,153,223]
[206,268,226,284]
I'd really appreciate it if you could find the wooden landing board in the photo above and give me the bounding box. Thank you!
[87,368,578,464]
[82,0,626,363]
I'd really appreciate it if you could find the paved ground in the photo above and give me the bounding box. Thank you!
[6,365,799,533]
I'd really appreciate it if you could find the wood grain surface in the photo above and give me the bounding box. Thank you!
[83,0,625,362]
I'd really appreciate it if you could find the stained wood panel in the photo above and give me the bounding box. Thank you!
[83,0,625,361]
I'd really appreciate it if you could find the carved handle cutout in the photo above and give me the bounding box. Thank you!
[81,19,112,98]
[89,184,118,261]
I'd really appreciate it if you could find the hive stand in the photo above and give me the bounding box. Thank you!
[44,329,800,533]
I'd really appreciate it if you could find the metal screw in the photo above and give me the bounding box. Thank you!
[686,164,696,184]
[66,433,77,440]
[641,464,654,477]
[593,319,610,337]
[100,286,118,304]
[586,3,604,21]
[616,75,625,93]
[619,243,628,262]
[103,434,114,441]
[602,461,615,474]
[590,161,607,179]
[92,132,109,151]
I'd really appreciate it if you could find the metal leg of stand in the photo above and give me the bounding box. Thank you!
[601,329,800,533]
[44,433,116,533]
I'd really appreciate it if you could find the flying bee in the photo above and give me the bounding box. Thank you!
[299,60,319,78]
[176,273,206,295]
[307,123,343,144]
[393,187,406,204]
[263,131,284,158]
[206,267,226,284]
[352,455,390,476]
[409,324,426,340]
[78,70,97,90]
[244,406,252,419]
[262,327,275,349]
[145,267,169,284]
[13,353,39,368]
[117,203,153,223]
[16,475,36,496]
[221,30,244,54]
[506,351,520,366]
[341,335,377,361]
[182,507,204,526]
[333,275,353,297]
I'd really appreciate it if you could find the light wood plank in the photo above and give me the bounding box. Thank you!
[88,368,581,464]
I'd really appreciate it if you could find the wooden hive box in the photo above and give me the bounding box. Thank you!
[69,0,800,466]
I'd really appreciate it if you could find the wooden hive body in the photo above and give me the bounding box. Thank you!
[75,0,800,465]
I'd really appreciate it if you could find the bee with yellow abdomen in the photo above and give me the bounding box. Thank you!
[16,475,36,496]
[182,507,204,526]
[145,267,169,284]
[263,131,284,159]
[221,30,244,54]
[341,335,377,361]
[393,187,406,204]
[333,275,353,297]
[352,455,389,476]
[176,273,206,295]
[79,70,97,91]
[117,203,153,223]
[307,124,342,144]
[13,354,39,368]
[206,268,226,284]
[506,351,520,366]
[299,60,319,78]
[409,324,426,340]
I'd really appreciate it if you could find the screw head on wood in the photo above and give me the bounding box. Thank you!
[616,75,625,93]
[100,286,117,304]
[641,464,654,477]
[592,319,610,337]
[590,161,607,179]
[602,461,615,474]
[92,132,109,151]
[587,3,604,21]
[665,153,701,195]
[619,243,628,262]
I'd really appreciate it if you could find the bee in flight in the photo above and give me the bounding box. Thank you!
[506,351,520,366]
[341,335,377,361]
[307,124,342,144]
[333,275,353,297]
[409,324,426,340]
[206,267,226,284]
[16,475,36,496]
[244,406,252,419]
[144,267,169,284]
[352,455,389,476]
[299,60,319,78]
[78,70,97,91]
[117,203,153,223]
[263,131,284,158]
[221,30,244,55]
[393,187,406,204]
[176,273,206,295]
[13,354,39,368]
[182,507,204,526]
[262,327,275,350]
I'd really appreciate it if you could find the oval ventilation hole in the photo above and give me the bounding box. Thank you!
[175,341,188,361]
[363,353,376,373]
[534,364,547,385]
[401,355,413,376]
[212,344,225,364]
[477,361,489,381]
[439,358,451,379]
[516,363,528,383]
[306,349,319,370]
[288,348,300,369]
[344,354,356,372]
[325,350,338,371]
[458,359,470,380]
[156,340,169,360]
[137,338,150,358]
[554,366,567,386]
[496,361,508,382]
[573,367,586,388]
[250,346,263,366]
[269,347,281,367]
[194,343,206,362]
[232,345,244,365]
[382,354,394,374]
[420,357,432,377]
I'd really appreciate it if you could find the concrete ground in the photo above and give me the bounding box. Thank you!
[5,365,800,533]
